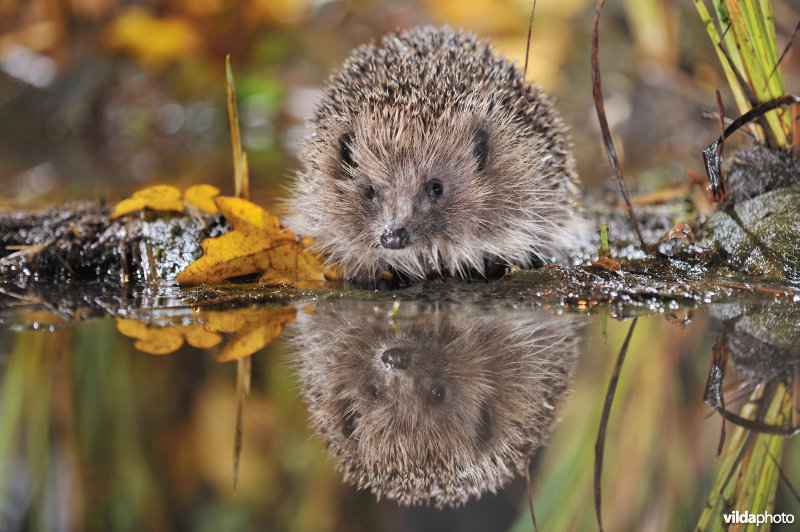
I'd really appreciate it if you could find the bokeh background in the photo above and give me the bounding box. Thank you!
[3,0,799,210]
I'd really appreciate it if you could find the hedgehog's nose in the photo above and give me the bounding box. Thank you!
[380,227,409,250]
[381,347,411,370]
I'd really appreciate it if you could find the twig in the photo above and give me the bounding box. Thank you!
[594,317,638,532]
[520,0,538,100]
[702,94,800,203]
[591,0,647,252]
[711,89,729,203]
[766,448,800,506]
[769,18,800,81]
[524,458,539,532]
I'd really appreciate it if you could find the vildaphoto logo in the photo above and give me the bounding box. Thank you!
[723,511,795,525]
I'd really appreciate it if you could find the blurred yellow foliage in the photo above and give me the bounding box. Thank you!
[424,0,522,34]
[424,0,585,91]
[0,21,61,54]
[71,0,115,20]
[177,196,338,288]
[253,0,309,26]
[175,0,228,17]
[492,32,567,91]
[104,6,201,69]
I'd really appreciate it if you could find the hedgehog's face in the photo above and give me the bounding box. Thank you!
[319,114,500,278]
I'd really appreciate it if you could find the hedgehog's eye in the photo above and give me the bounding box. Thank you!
[339,132,357,169]
[365,184,376,200]
[471,128,489,171]
[430,385,446,403]
[426,180,444,199]
[368,384,381,399]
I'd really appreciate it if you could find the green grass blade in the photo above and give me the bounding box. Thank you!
[723,0,788,144]
[740,0,790,131]
[695,1,751,120]
[713,1,747,86]
[696,385,791,531]
[752,0,791,132]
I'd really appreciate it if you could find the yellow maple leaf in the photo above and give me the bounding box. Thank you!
[112,185,184,219]
[177,196,336,287]
[204,307,297,362]
[257,241,337,288]
[216,196,283,232]
[184,184,221,214]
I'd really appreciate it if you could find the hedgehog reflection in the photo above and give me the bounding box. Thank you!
[290,303,583,507]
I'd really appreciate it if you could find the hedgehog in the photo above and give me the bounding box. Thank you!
[286,26,587,281]
[289,301,583,507]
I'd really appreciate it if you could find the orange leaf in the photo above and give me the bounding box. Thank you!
[590,256,622,272]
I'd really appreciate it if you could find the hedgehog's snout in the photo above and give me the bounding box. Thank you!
[381,347,411,370]
[380,227,410,250]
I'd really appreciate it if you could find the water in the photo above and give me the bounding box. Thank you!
[0,279,797,531]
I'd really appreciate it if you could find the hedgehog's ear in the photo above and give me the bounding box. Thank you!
[338,131,357,170]
[471,128,489,171]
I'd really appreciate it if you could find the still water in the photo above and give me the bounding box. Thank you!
[0,280,797,531]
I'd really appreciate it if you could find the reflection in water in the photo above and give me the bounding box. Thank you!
[698,301,799,528]
[710,302,799,384]
[705,300,799,433]
[290,302,584,507]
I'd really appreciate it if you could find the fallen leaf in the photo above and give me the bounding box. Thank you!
[184,184,221,214]
[657,221,695,257]
[112,185,184,218]
[216,196,283,232]
[177,196,337,287]
[591,256,622,272]
[256,241,330,288]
